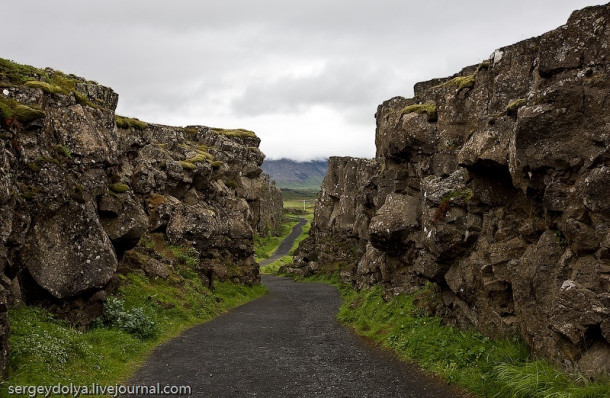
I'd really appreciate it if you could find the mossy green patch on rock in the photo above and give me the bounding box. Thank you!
[115,115,148,130]
[24,80,66,95]
[400,103,438,122]
[186,150,214,164]
[108,183,130,193]
[179,161,197,170]
[436,74,476,91]
[0,97,45,124]
[211,128,257,139]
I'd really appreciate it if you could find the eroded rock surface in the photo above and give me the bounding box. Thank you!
[0,59,283,378]
[289,4,610,377]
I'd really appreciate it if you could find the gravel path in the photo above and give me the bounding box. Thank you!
[258,217,307,267]
[127,275,467,397]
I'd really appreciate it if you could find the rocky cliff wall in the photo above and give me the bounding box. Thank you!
[290,4,610,377]
[0,59,282,377]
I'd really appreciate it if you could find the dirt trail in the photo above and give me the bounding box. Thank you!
[127,275,467,397]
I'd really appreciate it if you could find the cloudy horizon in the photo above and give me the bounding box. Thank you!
[2,1,604,161]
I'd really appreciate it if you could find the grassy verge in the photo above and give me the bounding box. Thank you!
[4,269,266,390]
[298,273,610,398]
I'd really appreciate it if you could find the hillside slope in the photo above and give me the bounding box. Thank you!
[262,158,327,190]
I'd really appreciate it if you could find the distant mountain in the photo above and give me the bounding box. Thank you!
[262,158,328,190]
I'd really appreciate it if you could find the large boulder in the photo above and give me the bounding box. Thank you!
[21,202,118,299]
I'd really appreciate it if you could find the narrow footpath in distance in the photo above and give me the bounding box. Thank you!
[258,217,307,267]
[127,273,467,397]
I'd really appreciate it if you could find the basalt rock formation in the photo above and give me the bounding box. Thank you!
[290,4,610,377]
[0,59,282,378]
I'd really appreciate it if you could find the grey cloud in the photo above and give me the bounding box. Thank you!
[230,62,404,116]
[1,0,604,160]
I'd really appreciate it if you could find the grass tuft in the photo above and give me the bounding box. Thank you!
[24,80,66,95]
[115,115,148,130]
[400,103,438,122]
[179,161,197,170]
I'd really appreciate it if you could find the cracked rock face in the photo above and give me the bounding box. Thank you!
[292,3,610,377]
[0,57,283,378]
[22,202,118,299]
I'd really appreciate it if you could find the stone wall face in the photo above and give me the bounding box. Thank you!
[290,4,610,377]
[0,62,282,377]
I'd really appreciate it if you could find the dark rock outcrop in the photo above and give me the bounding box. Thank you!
[0,59,283,378]
[289,4,610,377]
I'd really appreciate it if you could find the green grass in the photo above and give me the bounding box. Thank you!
[299,274,610,397]
[0,58,104,110]
[4,271,267,390]
[260,255,294,275]
[24,80,66,95]
[211,128,257,139]
[280,188,319,201]
[114,115,148,130]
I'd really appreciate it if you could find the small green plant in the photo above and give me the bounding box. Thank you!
[114,115,148,130]
[58,144,71,158]
[506,98,526,116]
[400,103,438,122]
[100,297,157,339]
[108,182,129,193]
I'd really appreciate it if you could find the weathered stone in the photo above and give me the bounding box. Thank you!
[21,202,118,299]
[290,3,610,377]
[99,194,148,254]
[0,59,284,380]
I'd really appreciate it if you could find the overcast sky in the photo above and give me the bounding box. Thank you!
[2,1,604,161]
